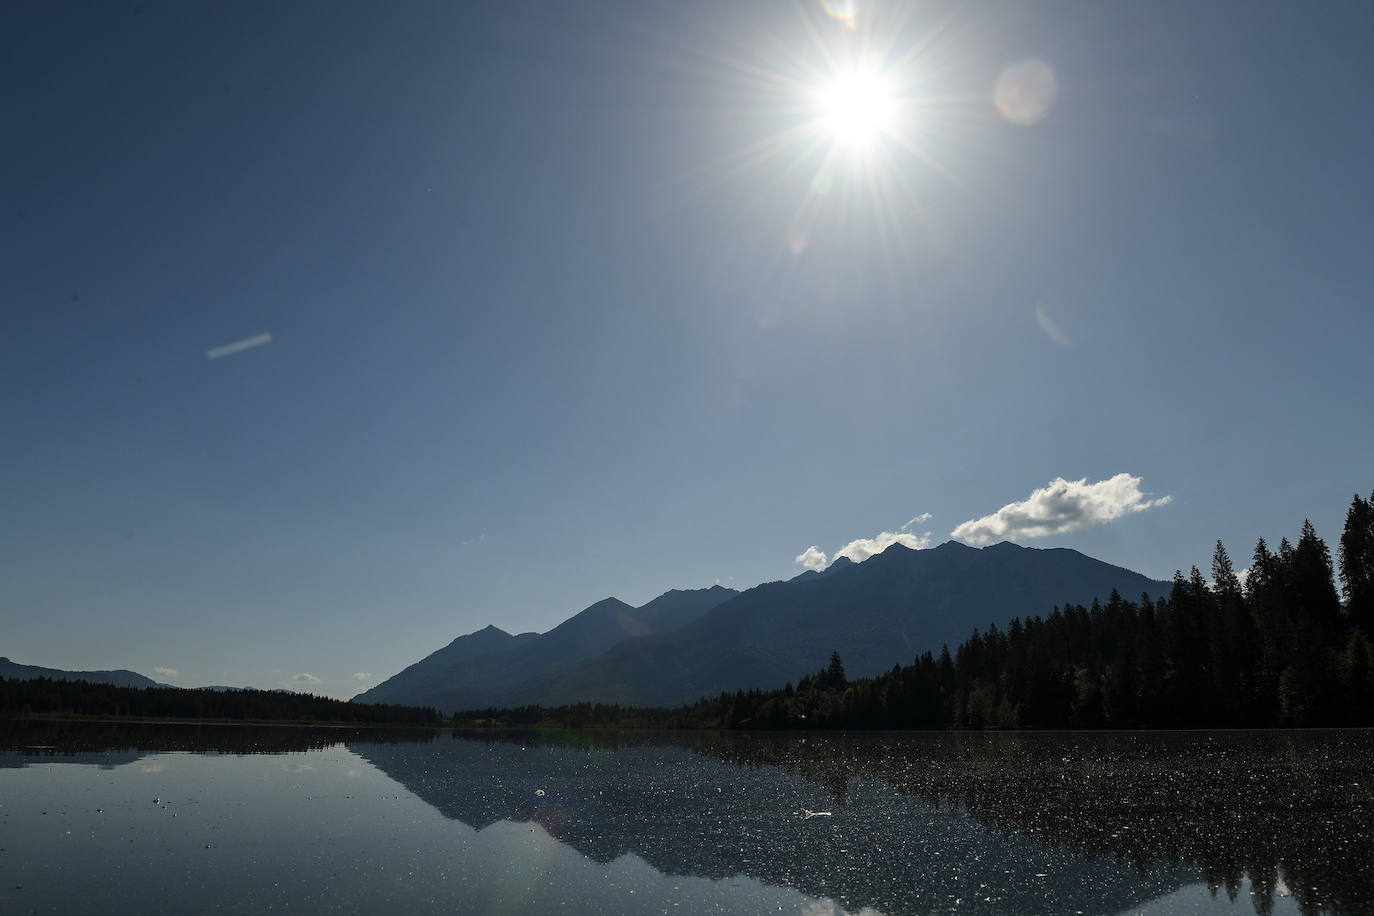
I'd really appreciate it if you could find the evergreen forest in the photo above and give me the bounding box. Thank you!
[461,492,1374,730]
[0,678,442,726]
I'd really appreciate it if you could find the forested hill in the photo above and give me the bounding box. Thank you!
[1,678,441,726]
[0,657,162,689]
[463,491,1374,730]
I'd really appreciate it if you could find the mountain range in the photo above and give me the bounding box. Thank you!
[1,659,258,694]
[0,656,165,690]
[358,540,1172,712]
[354,585,739,709]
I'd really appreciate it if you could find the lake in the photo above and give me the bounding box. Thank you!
[1,722,1369,914]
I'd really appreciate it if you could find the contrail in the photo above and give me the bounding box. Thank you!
[207,332,273,359]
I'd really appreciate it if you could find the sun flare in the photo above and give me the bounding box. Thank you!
[816,71,897,148]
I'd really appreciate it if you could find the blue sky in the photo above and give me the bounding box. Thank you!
[5,0,1372,697]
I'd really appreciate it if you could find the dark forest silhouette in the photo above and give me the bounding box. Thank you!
[463,491,1374,730]
[0,678,441,725]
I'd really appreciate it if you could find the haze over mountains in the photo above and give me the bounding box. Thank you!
[0,657,165,690]
[354,586,739,710]
[0,659,261,695]
[5,541,1172,711]
[360,541,1173,713]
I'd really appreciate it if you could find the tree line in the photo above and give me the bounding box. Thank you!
[0,677,442,726]
[461,491,1374,730]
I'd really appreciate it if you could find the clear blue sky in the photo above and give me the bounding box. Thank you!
[5,0,1372,697]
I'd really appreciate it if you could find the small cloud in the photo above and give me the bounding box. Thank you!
[794,513,936,571]
[835,529,933,563]
[461,533,489,547]
[289,673,322,685]
[206,332,272,360]
[951,473,1172,546]
[152,667,179,678]
[901,513,933,530]
[352,672,372,681]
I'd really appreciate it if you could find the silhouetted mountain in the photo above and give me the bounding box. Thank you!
[0,656,163,689]
[786,554,853,584]
[629,585,738,633]
[356,586,737,708]
[513,541,1173,708]
[370,542,1169,712]
[350,625,537,706]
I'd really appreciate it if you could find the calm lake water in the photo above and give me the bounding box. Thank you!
[1,723,1369,914]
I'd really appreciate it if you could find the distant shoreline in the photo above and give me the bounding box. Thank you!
[0,714,445,729]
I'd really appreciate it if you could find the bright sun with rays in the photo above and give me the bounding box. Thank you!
[815,70,898,149]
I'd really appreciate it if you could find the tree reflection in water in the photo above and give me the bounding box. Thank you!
[420,729,1372,915]
[5,722,1368,913]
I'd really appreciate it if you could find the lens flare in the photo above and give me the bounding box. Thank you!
[820,0,858,30]
[994,58,1058,126]
[1035,305,1072,347]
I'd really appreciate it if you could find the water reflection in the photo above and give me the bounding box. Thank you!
[355,730,1194,914]
[1,722,1368,914]
[357,729,1371,915]
[0,718,436,765]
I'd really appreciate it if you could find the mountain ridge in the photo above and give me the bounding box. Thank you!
[0,656,165,690]
[355,585,739,707]
[364,540,1173,712]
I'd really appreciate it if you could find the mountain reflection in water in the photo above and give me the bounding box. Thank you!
[3,722,1369,914]
[342,729,1369,915]
[0,718,437,762]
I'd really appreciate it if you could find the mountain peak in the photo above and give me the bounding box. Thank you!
[446,624,512,648]
[584,597,633,613]
[982,541,1024,551]
[365,541,1174,711]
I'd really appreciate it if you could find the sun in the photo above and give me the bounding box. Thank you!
[815,70,897,148]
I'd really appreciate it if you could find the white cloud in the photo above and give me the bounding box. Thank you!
[152,667,179,678]
[206,332,272,360]
[290,673,322,685]
[835,529,933,563]
[794,512,935,571]
[352,672,372,681]
[951,473,1172,546]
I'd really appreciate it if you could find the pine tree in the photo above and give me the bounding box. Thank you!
[824,651,847,689]
[1293,520,1342,647]
[1210,540,1259,722]
[1339,493,1374,634]
[1212,540,1241,599]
